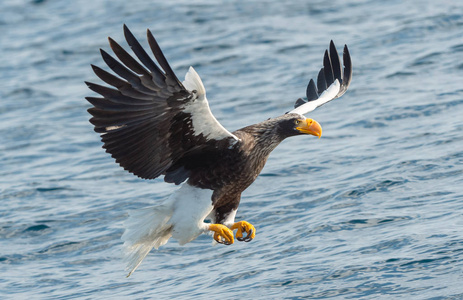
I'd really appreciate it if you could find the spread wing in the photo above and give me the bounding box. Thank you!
[289,41,352,115]
[85,25,238,182]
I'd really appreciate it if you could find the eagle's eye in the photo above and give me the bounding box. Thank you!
[294,119,302,125]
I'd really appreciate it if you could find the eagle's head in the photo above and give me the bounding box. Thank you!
[275,113,322,139]
[237,113,322,153]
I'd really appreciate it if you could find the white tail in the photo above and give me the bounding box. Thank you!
[122,205,173,277]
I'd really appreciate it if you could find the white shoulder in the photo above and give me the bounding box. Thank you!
[183,66,206,99]
[182,67,239,142]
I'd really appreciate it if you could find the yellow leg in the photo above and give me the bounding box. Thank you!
[230,221,256,242]
[209,224,234,245]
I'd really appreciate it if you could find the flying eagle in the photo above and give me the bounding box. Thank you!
[85,25,352,276]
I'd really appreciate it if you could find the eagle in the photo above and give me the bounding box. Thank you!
[85,25,352,276]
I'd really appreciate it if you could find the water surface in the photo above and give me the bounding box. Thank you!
[1,0,463,299]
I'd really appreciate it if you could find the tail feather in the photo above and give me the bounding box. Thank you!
[122,205,173,277]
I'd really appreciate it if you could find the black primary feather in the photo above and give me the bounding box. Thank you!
[294,41,352,108]
[306,79,319,101]
[85,26,238,180]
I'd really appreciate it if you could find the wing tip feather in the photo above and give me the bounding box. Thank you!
[290,40,352,115]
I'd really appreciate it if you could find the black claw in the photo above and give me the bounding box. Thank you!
[244,234,253,242]
[244,229,253,242]
[237,228,254,242]
[216,237,231,245]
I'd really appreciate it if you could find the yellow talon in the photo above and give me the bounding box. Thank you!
[230,221,256,242]
[209,224,234,245]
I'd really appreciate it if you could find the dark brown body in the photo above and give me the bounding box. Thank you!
[183,115,297,223]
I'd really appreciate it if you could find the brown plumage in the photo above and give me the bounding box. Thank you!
[85,25,352,276]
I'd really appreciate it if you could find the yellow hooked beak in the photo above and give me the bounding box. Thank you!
[296,118,322,138]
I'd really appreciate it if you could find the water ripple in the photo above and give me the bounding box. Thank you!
[1,0,463,299]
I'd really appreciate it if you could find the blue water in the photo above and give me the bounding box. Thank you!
[1,0,463,298]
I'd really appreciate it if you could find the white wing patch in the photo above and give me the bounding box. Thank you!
[289,79,341,115]
[182,67,239,142]
[183,66,206,99]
